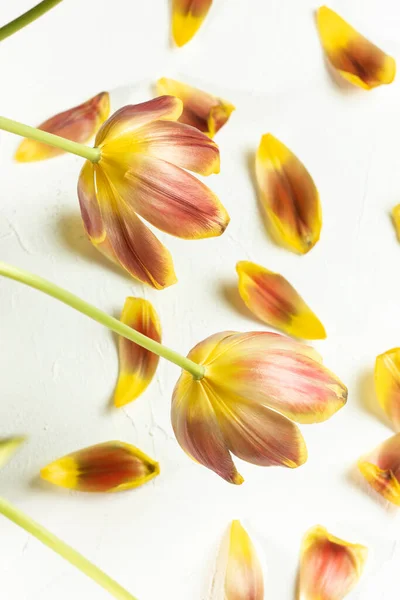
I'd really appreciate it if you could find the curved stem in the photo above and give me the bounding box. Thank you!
[0,497,137,600]
[0,0,63,42]
[0,261,205,380]
[0,116,100,162]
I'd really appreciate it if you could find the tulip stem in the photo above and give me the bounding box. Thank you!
[0,496,138,600]
[0,0,63,42]
[0,261,205,380]
[0,116,101,163]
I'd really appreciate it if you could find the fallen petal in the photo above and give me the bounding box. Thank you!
[0,437,25,470]
[255,134,322,254]
[156,78,235,137]
[317,6,396,90]
[41,441,159,492]
[375,348,400,431]
[358,433,400,505]
[172,0,213,47]
[392,205,400,242]
[236,261,326,340]
[15,92,110,162]
[300,525,367,600]
[114,297,161,407]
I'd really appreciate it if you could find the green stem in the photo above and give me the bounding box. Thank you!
[0,116,100,163]
[0,497,137,600]
[0,0,63,42]
[0,261,205,380]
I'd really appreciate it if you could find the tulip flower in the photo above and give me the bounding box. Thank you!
[0,0,63,42]
[156,78,235,138]
[172,0,213,47]
[114,297,161,407]
[256,134,321,254]
[0,437,137,599]
[213,520,264,600]
[299,525,367,600]
[41,441,159,492]
[375,348,400,431]
[0,262,347,484]
[236,261,326,340]
[358,433,400,505]
[317,6,396,90]
[0,95,228,289]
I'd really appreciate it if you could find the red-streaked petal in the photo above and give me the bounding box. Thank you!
[95,96,183,145]
[375,348,400,431]
[172,0,213,47]
[156,78,235,137]
[15,92,110,162]
[40,441,159,492]
[300,525,367,600]
[358,433,400,505]
[114,297,161,407]
[0,437,25,470]
[77,161,105,242]
[236,261,326,340]
[113,154,229,239]
[172,374,243,484]
[94,168,177,289]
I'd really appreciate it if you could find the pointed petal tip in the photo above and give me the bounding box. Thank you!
[0,436,26,469]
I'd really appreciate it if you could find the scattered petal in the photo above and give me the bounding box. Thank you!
[358,433,400,505]
[172,0,213,47]
[156,78,235,137]
[375,348,400,431]
[0,437,25,470]
[114,297,161,407]
[41,441,159,492]
[236,260,326,340]
[317,6,396,90]
[256,134,321,254]
[15,92,110,162]
[392,204,400,242]
[300,525,367,600]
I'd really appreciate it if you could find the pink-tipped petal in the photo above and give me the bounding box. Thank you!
[77,161,105,241]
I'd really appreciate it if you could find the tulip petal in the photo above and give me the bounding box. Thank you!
[15,92,110,162]
[94,168,177,289]
[172,374,243,484]
[0,437,25,470]
[358,433,400,505]
[236,261,326,340]
[256,134,321,254]
[40,441,159,492]
[77,161,105,242]
[392,205,400,242]
[156,78,235,137]
[375,348,400,431]
[111,154,229,239]
[114,298,161,407]
[96,96,183,145]
[300,525,367,600]
[172,0,213,47]
[317,6,396,90]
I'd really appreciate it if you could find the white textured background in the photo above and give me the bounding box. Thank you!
[1,1,400,598]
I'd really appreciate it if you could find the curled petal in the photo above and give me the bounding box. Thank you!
[156,78,235,137]
[172,0,213,47]
[256,134,321,254]
[317,6,396,90]
[77,161,105,242]
[392,205,400,242]
[15,92,110,162]
[96,96,183,145]
[375,348,400,431]
[236,261,326,340]
[300,525,367,600]
[0,437,25,470]
[40,441,159,492]
[111,154,229,239]
[358,433,400,505]
[114,297,161,407]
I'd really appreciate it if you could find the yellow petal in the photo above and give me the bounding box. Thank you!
[172,0,213,47]
[15,92,110,162]
[156,78,235,138]
[358,433,400,505]
[114,298,161,407]
[255,134,322,254]
[41,441,159,493]
[300,525,367,599]
[392,205,400,242]
[375,348,400,431]
[0,437,25,470]
[236,261,326,340]
[317,6,396,90]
